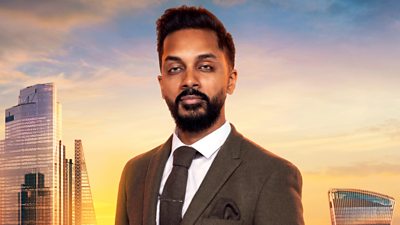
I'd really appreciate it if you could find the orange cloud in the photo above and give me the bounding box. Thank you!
[310,161,400,176]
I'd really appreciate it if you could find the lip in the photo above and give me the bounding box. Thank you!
[180,95,203,104]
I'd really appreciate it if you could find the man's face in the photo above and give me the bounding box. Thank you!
[158,29,237,133]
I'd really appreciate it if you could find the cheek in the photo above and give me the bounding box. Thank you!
[162,85,180,100]
[208,77,229,92]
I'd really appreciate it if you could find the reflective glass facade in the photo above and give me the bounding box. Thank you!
[328,188,395,225]
[0,139,4,220]
[0,84,62,225]
[75,140,97,225]
[18,173,51,224]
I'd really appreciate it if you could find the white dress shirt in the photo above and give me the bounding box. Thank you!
[156,121,231,224]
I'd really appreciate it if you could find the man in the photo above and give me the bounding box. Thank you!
[116,5,304,225]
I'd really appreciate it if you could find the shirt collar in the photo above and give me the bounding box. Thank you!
[171,121,231,159]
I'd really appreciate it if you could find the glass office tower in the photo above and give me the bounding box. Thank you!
[0,83,62,225]
[18,173,51,225]
[75,140,97,225]
[0,139,4,220]
[328,188,396,225]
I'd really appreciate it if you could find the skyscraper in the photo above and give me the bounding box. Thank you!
[0,139,4,220]
[0,83,62,225]
[63,158,73,225]
[18,172,51,225]
[75,140,97,225]
[328,188,396,225]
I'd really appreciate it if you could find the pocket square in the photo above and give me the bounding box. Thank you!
[209,198,241,220]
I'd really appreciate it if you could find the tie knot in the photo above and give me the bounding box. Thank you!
[173,146,197,168]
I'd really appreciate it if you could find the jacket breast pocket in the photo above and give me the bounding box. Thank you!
[201,218,244,225]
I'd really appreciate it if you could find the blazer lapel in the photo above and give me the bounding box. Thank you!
[143,136,172,225]
[181,125,243,225]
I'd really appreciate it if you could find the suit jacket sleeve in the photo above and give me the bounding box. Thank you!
[254,163,304,225]
[115,163,129,225]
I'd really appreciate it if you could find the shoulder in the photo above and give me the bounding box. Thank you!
[231,128,301,180]
[237,134,303,196]
[122,144,162,175]
[118,143,167,194]
[240,137,305,224]
[120,135,172,180]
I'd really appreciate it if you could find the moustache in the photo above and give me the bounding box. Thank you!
[175,88,209,104]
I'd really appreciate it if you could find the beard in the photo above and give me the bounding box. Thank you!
[165,88,225,133]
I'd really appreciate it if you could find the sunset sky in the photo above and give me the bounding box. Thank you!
[1,0,400,224]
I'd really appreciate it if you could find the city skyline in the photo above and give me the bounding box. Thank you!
[1,1,400,224]
[0,83,96,224]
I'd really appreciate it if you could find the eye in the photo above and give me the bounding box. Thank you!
[198,64,214,72]
[167,66,183,74]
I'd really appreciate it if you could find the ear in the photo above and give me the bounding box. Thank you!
[157,75,165,99]
[227,69,237,95]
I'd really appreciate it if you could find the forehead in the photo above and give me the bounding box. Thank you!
[162,29,223,60]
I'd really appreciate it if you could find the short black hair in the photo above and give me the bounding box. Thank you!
[156,5,235,69]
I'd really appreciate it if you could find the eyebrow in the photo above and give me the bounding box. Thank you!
[197,53,217,61]
[164,56,183,63]
[164,53,217,64]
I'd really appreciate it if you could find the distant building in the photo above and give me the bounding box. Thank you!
[0,139,4,220]
[0,83,62,225]
[0,84,96,224]
[63,158,74,225]
[18,173,51,225]
[75,140,97,225]
[60,143,74,225]
[328,188,396,225]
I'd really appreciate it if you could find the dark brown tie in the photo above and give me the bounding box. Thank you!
[160,146,197,225]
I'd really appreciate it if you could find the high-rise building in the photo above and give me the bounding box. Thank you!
[74,140,97,225]
[0,83,97,224]
[328,188,396,225]
[0,139,4,220]
[0,83,62,225]
[63,158,74,225]
[18,172,51,225]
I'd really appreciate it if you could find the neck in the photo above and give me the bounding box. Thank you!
[177,114,226,145]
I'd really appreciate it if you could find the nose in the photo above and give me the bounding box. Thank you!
[181,69,199,90]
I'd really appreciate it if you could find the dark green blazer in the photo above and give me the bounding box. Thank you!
[115,125,304,225]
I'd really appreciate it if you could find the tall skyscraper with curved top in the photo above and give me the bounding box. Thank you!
[0,83,62,224]
[328,188,395,225]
